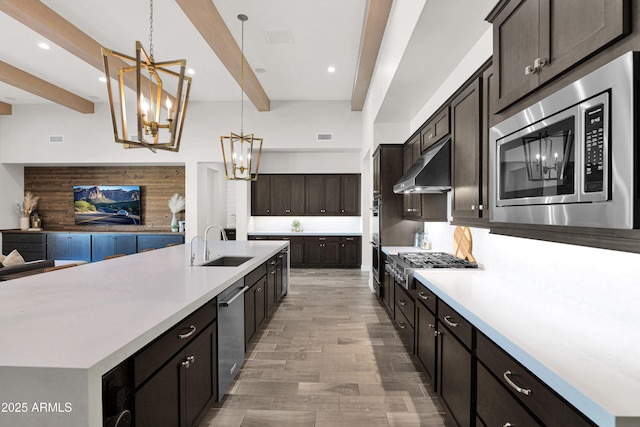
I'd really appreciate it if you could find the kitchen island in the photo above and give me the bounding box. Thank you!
[413,269,640,427]
[0,240,288,427]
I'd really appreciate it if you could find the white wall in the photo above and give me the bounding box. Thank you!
[0,100,363,242]
[0,164,24,250]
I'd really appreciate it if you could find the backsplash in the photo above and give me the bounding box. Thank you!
[425,222,640,326]
[250,216,362,233]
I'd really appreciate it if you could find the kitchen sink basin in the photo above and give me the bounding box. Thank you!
[199,256,253,267]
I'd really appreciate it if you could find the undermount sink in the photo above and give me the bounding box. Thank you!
[198,256,253,267]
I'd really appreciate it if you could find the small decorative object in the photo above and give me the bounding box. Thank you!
[18,191,39,230]
[291,219,302,232]
[31,212,42,230]
[168,193,186,232]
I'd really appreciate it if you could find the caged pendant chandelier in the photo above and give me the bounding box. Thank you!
[101,0,192,153]
[220,14,263,181]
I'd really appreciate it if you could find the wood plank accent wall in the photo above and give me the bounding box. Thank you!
[23,166,185,232]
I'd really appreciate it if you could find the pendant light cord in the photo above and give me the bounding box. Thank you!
[149,0,154,59]
[239,14,246,136]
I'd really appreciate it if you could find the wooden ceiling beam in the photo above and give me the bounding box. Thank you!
[0,101,11,115]
[0,61,94,113]
[351,0,393,111]
[175,0,271,111]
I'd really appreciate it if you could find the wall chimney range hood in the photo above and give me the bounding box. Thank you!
[393,138,451,194]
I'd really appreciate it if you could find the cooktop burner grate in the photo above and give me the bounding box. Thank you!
[398,252,478,269]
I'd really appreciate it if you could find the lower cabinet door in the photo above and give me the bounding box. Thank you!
[135,351,182,426]
[254,277,266,329]
[267,268,277,313]
[135,322,217,427]
[416,302,437,387]
[244,284,257,348]
[476,363,539,427]
[438,323,472,427]
[184,322,217,427]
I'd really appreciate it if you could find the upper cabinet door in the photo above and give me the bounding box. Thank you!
[340,175,361,215]
[539,0,630,83]
[490,0,630,112]
[323,175,341,215]
[492,0,541,111]
[305,175,326,214]
[251,175,271,215]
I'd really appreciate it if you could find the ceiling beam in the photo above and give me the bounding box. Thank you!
[351,0,393,111]
[175,0,271,112]
[0,100,12,115]
[0,61,94,113]
[0,0,165,108]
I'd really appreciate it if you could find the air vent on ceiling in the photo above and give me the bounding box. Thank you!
[263,30,295,45]
[49,135,64,144]
[316,133,333,142]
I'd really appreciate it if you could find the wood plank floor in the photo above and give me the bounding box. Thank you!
[198,269,450,427]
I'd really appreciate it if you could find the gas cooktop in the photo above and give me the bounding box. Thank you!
[398,252,478,269]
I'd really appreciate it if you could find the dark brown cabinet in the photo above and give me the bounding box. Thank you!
[394,283,415,353]
[437,301,473,427]
[416,288,438,387]
[421,107,450,152]
[339,236,361,267]
[252,174,360,216]
[135,318,217,427]
[451,77,483,221]
[244,263,267,347]
[251,175,272,215]
[476,332,595,427]
[266,254,285,314]
[270,175,305,215]
[402,135,422,219]
[303,236,340,266]
[488,0,630,112]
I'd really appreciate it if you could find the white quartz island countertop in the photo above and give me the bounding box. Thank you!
[0,240,287,427]
[413,269,640,427]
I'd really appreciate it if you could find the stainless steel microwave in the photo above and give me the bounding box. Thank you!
[490,51,637,229]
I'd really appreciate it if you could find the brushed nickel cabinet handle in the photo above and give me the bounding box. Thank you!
[503,371,532,396]
[503,423,514,427]
[181,360,190,368]
[399,299,407,306]
[178,325,197,339]
[443,315,458,328]
[398,322,406,330]
[418,291,430,300]
[428,323,435,329]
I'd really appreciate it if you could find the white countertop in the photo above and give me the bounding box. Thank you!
[414,269,640,427]
[0,240,287,426]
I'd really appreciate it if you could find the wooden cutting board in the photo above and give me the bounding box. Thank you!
[453,226,476,263]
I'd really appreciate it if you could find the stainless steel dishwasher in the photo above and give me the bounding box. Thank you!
[217,278,248,397]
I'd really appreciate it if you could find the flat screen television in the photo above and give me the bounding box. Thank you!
[73,185,141,225]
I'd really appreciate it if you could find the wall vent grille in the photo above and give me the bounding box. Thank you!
[316,133,333,142]
[49,135,64,143]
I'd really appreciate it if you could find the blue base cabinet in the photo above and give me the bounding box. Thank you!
[91,234,137,262]
[47,233,92,262]
[137,234,185,251]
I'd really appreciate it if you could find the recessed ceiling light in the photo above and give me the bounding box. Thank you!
[327,66,336,73]
[38,42,51,50]
[187,68,195,76]
[255,68,266,74]
[99,76,107,83]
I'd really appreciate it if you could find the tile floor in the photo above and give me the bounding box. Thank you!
[198,268,451,427]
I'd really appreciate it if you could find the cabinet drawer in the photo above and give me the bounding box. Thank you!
[439,300,472,349]
[3,233,47,243]
[394,283,415,328]
[303,236,340,242]
[477,332,595,427]
[415,285,437,314]
[134,299,217,387]
[477,363,539,427]
[395,307,414,354]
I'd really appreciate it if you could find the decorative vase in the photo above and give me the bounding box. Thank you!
[20,217,30,230]
[171,213,178,232]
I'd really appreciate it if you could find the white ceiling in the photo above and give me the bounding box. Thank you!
[0,0,497,123]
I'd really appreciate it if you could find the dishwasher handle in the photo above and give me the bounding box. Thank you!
[219,286,249,307]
